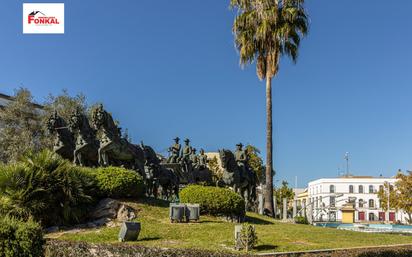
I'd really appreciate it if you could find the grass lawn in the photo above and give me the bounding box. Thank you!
[51,198,412,254]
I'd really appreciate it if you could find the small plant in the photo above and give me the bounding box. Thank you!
[294,216,309,224]
[236,223,258,252]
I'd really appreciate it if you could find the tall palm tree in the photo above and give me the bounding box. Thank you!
[231,0,308,216]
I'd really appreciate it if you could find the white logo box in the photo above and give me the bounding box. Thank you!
[23,3,65,34]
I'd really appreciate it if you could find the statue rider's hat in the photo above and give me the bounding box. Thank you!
[184,138,190,143]
[173,137,180,141]
[236,143,243,147]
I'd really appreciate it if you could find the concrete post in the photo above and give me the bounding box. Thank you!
[258,193,264,215]
[302,200,306,218]
[273,196,277,218]
[283,198,287,220]
[293,200,297,218]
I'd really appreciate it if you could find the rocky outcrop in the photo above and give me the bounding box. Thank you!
[88,198,136,227]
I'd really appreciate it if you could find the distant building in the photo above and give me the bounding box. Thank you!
[307,176,407,223]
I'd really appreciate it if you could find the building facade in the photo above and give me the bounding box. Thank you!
[308,176,407,223]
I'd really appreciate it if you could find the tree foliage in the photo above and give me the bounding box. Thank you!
[43,89,87,123]
[378,170,412,224]
[0,88,44,163]
[245,144,264,182]
[274,180,294,207]
[208,156,223,182]
[0,88,88,163]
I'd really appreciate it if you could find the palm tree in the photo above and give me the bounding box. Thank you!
[230,0,308,216]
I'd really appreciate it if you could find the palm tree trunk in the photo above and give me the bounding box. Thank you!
[264,75,274,216]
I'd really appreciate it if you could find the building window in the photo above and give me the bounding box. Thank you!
[359,199,364,208]
[349,185,354,193]
[369,185,374,193]
[369,199,375,208]
[379,185,384,192]
[330,196,336,207]
[359,185,364,194]
[369,213,375,221]
[330,185,335,193]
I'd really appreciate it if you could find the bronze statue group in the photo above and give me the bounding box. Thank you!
[47,104,257,208]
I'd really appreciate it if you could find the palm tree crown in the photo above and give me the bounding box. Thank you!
[231,0,308,79]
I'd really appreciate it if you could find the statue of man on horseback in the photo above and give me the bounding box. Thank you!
[218,144,257,209]
[91,104,144,173]
[46,111,75,161]
[68,107,99,166]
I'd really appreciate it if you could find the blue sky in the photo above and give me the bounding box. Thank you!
[1,1,412,187]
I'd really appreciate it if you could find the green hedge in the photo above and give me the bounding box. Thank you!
[0,216,44,257]
[180,185,245,218]
[294,216,309,224]
[92,166,145,198]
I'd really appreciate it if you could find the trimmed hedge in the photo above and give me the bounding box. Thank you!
[180,185,245,219]
[45,239,251,257]
[92,166,145,198]
[0,216,44,257]
[44,240,412,257]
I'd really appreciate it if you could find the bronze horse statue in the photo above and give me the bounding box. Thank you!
[46,111,75,161]
[141,142,179,200]
[218,149,257,208]
[91,104,145,174]
[68,108,99,167]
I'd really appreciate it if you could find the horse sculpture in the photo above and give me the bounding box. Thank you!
[218,149,257,209]
[141,142,179,200]
[46,111,75,161]
[91,104,145,174]
[68,108,99,167]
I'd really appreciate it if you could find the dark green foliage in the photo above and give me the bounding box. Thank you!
[180,185,245,218]
[294,216,309,224]
[44,239,412,257]
[92,166,145,198]
[45,240,251,257]
[0,150,97,226]
[0,216,44,257]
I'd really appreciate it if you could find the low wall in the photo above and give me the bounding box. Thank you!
[45,240,412,257]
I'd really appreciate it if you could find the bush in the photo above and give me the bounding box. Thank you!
[92,166,145,198]
[180,185,245,219]
[0,216,44,257]
[294,216,309,224]
[0,150,97,226]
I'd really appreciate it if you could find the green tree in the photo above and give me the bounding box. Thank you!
[274,180,295,207]
[43,89,87,122]
[378,170,412,224]
[0,88,44,163]
[245,144,264,182]
[377,182,397,212]
[231,0,309,216]
[208,156,223,182]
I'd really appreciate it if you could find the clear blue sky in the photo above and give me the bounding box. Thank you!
[1,1,412,187]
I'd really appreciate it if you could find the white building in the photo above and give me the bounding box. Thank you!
[307,176,408,223]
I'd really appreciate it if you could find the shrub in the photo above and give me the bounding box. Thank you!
[92,166,145,198]
[180,185,245,218]
[235,223,258,252]
[0,216,44,257]
[294,216,309,224]
[0,150,97,226]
